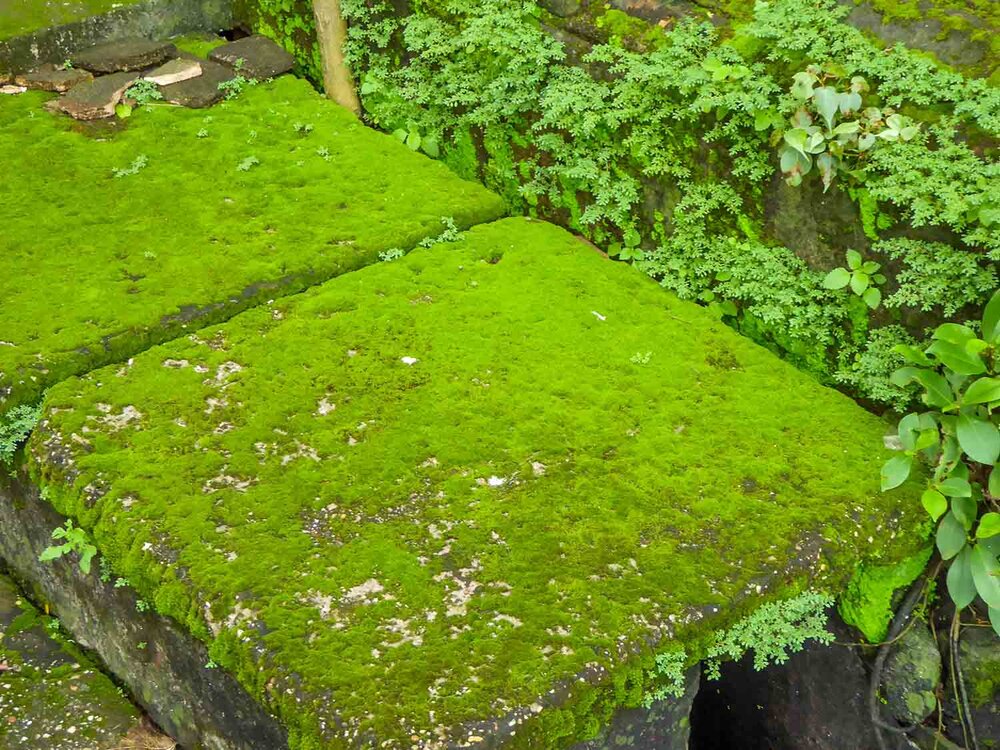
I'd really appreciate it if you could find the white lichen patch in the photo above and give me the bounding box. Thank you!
[202,468,257,494]
[92,404,143,432]
[281,440,321,466]
[316,397,336,416]
[380,617,425,648]
[162,359,190,368]
[342,578,385,606]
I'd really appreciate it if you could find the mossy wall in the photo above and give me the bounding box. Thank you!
[238,0,998,412]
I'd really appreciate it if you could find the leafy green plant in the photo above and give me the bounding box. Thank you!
[236,155,260,172]
[642,648,688,705]
[112,154,149,178]
[822,249,885,309]
[218,74,255,101]
[775,68,919,190]
[378,248,405,262]
[39,520,97,574]
[0,403,41,465]
[881,289,1000,636]
[392,123,440,158]
[704,590,835,678]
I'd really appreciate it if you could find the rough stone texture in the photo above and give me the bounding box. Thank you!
[144,57,202,86]
[70,37,176,73]
[0,76,506,416]
[951,626,1000,748]
[883,623,941,725]
[690,610,882,749]
[0,0,233,75]
[840,0,991,72]
[13,63,93,92]
[209,35,296,79]
[0,571,154,749]
[0,473,289,750]
[54,70,139,119]
[158,58,233,107]
[572,666,700,750]
[23,216,925,748]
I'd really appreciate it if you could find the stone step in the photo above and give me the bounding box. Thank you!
[17,217,927,749]
[0,74,506,417]
[0,571,171,749]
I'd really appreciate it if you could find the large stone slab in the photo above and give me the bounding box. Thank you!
[14,64,94,93]
[158,58,234,108]
[0,571,166,748]
[70,37,176,73]
[0,75,506,416]
[26,217,926,748]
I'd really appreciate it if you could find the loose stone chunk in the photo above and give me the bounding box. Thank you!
[54,71,138,119]
[14,64,93,92]
[144,57,202,87]
[208,35,296,79]
[70,38,176,73]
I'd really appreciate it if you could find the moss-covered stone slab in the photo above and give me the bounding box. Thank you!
[29,217,926,748]
[0,572,166,749]
[0,75,505,416]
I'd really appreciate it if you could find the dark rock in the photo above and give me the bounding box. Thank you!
[158,59,234,108]
[71,37,176,74]
[0,470,289,750]
[690,610,881,749]
[883,623,941,725]
[0,572,155,749]
[209,35,296,80]
[572,665,700,750]
[55,71,139,120]
[14,63,93,93]
[952,626,999,746]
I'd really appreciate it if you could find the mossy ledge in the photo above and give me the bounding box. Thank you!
[26,217,927,748]
[0,75,505,418]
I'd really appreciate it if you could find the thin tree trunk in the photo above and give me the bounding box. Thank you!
[312,0,361,115]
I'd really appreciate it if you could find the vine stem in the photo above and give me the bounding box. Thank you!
[950,611,979,750]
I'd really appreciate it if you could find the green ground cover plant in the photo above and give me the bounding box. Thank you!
[301,0,998,409]
[0,75,505,419]
[28,217,927,748]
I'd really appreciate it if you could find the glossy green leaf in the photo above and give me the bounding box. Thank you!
[947,546,977,609]
[990,465,1000,498]
[921,489,947,521]
[933,323,976,345]
[927,341,986,376]
[990,607,1000,638]
[983,290,1000,343]
[913,370,955,409]
[978,512,1000,539]
[952,495,977,531]
[956,414,1000,465]
[822,268,851,290]
[850,272,869,295]
[936,512,967,560]
[862,287,881,309]
[813,86,839,129]
[971,544,1000,609]
[964,377,1000,405]
[893,346,932,367]
[939,476,972,497]
[881,454,912,491]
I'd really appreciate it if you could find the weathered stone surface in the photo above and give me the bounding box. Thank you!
[883,623,941,725]
[14,63,93,92]
[0,0,233,75]
[158,59,232,108]
[144,57,202,87]
[0,474,289,750]
[572,666,700,750]
[209,34,296,79]
[0,75,506,416]
[23,216,925,748]
[54,70,138,120]
[0,571,160,749]
[952,626,1000,746]
[691,610,882,749]
[71,37,175,73]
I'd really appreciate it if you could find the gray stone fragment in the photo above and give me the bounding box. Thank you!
[158,59,234,108]
[209,35,295,80]
[884,623,942,725]
[952,626,999,745]
[145,57,202,87]
[14,63,93,92]
[55,71,139,120]
[71,37,176,74]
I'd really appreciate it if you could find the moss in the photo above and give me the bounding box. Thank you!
[0,0,147,40]
[31,217,927,748]
[0,75,505,418]
[838,545,932,643]
[169,32,228,58]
